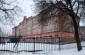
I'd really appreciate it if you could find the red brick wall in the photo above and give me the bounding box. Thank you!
[12,15,74,39]
[12,9,75,40]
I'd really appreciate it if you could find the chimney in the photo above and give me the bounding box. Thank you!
[24,16,27,20]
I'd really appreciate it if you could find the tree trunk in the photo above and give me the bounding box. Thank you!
[72,16,82,51]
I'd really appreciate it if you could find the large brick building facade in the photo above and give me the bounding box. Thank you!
[12,4,79,43]
[12,13,75,43]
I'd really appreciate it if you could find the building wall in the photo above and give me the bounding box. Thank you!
[12,14,74,38]
[80,26,85,41]
[12,7,75,42]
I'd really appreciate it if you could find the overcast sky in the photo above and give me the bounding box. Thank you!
[1,0,36,35]
[15,0,36,25]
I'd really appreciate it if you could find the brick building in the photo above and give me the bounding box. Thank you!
[80,26,85,41]
[12,3,79,43]
[12,13,76,43]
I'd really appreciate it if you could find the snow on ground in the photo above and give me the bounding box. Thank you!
[0,41,85,55]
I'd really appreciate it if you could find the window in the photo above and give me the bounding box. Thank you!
[54,22,58,29]
[83,32,85,36]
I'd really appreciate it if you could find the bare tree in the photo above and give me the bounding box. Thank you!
[0,0,21,25]
[0,0,22,48]
[34,0,85,51]
[80,0,85,25]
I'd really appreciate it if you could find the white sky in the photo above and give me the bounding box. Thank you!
[0,0,36,36]
[15,0,36,25]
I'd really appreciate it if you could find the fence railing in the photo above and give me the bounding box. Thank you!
[0,37,84,53]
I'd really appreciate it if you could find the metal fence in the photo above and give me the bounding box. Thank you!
[0,37,84,53]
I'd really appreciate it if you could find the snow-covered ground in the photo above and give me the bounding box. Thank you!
[0,41,85,55]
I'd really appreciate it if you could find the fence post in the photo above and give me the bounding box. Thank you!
[33,37,35,53]
[59,37,61,50]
